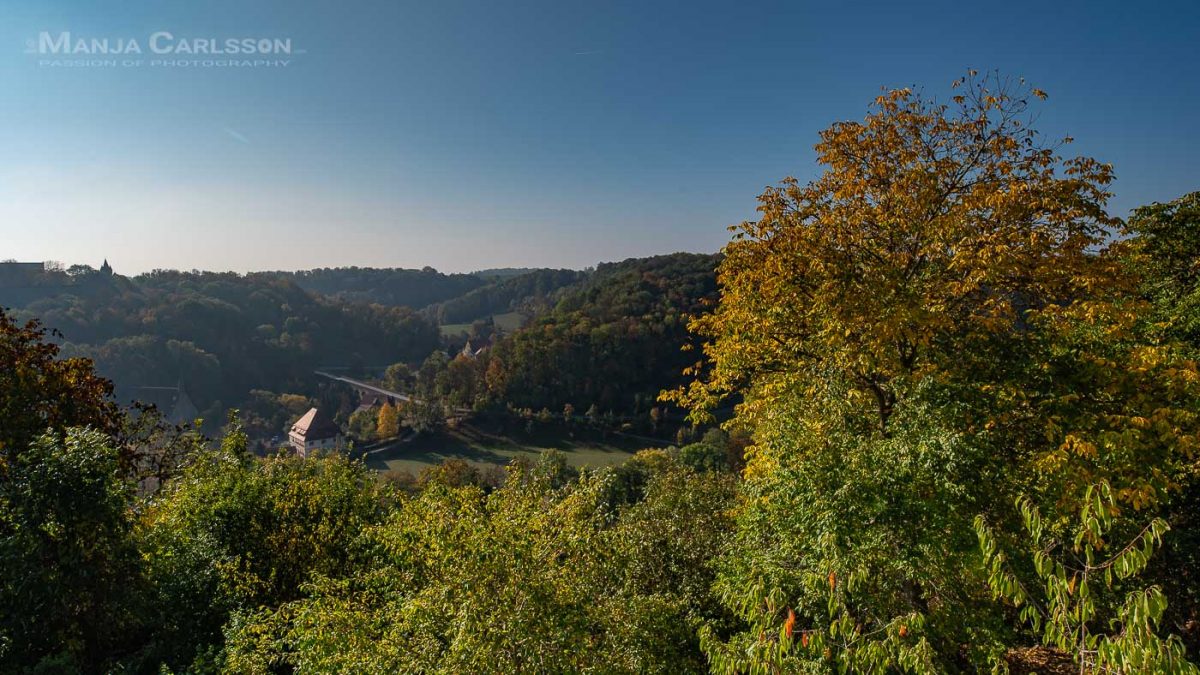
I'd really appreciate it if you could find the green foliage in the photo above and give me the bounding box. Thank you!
[977,482,1198,674]
[1123,191,1200,655]
[701,389,1008,673]
[0,428,142,672]
[241,389,313,441]
[1146,480,1200,656]
[398,399,446,435]
[120,402,209,495]
[222,453,737,673]
[277,265,486,308]
[679,428,737,473]
[382,361,413,392]
[136,433,386,670]
[424,253,719,424]
[428,268,586,325]
[347,407,378,443]
[1127,192,1200,299]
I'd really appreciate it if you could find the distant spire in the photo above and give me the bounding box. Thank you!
[100,259,113,275]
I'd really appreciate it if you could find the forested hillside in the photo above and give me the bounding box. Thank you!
[414,253,720,424]
[486,252,718,415]
[0,257,717,439]
[1,270,439,428]
[426,267,586,325]
[270,266,485,308]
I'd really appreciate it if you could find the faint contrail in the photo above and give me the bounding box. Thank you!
[223,127,251,144]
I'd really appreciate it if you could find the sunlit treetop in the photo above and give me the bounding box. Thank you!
[668,72,1125,432]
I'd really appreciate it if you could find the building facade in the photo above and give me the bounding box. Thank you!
[288,407,342,458]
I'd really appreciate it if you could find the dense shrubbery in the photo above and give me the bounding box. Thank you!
[1,428,143,670]
[222,452,736,673]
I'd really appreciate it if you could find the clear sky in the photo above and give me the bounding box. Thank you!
[1,0,1197,275]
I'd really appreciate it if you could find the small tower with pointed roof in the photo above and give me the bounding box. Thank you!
[100,259,113,276]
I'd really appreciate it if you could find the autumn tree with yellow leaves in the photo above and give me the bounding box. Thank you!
[672,73,1200,673]
[376,401,401,439]
[668,73,1122,433]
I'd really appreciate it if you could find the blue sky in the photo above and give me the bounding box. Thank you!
[1,0,1197,274]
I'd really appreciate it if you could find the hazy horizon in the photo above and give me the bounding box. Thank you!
[11,249,719,277]
[3,0,1198,275]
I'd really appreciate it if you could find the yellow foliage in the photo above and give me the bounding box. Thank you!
[666,73,1124,437]
[377,401,400,439]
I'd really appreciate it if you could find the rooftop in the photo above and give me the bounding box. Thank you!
[291,407,340,440]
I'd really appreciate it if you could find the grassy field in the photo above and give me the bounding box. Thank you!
[439,311,525,337]
[361,422,650,475]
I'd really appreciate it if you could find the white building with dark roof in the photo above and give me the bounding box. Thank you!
[288,407,342,457]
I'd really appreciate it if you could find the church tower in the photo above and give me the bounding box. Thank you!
[100,259,113,276]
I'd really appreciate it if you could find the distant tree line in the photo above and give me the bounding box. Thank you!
[424,268,586,325]
[269,266,485,308]
[2,270,440,432]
